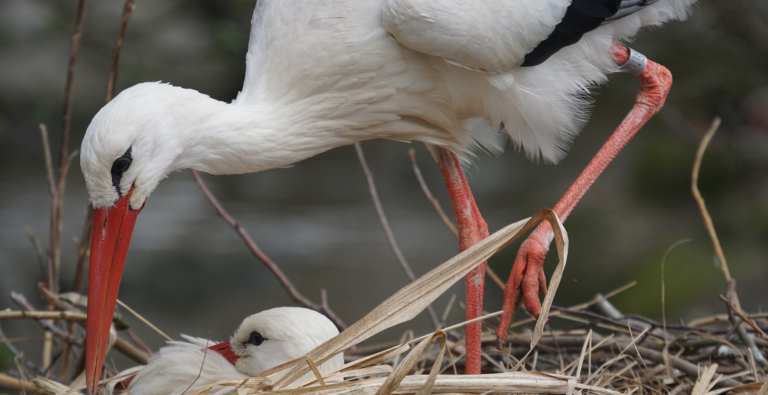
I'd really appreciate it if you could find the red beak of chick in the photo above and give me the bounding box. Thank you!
[85,188,143,395]
[208,341,241,365]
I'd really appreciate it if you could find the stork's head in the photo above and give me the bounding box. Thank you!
[227,307,342,376]
[80,82,191,394]
[81,82,187,210]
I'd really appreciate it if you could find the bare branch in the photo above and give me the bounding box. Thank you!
[10,293,72,342]
[0,373,51,395]
[106,0,135,102]
[189,169,347,330]
[355,144,415,279]
[722,283,768,372]
[718,295,768,341]
[113,337,149,365]
[407,149,506,291]
[71,206,92,294]
[38,124,56,200]
[408,149,457,236]
[59,0,88,167]
[0,310,87,322]
[24,227,49,285]
[355,144,440,330]
[691,118,731,283]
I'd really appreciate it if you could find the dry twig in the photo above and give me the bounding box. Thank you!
[0,373,51,395]
[106,0,135,102]
[723,283,768,372]
[190,169,346,330]
[355,144,440,330]
[407,149,457,236]
[407,149,506,290]
[116,299,173,342]
[691,118,732,283]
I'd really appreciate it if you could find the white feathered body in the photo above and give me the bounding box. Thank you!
[102,308,343,395]
[104,336,245,395]
[81,0,695,209]
[232,0,694,164]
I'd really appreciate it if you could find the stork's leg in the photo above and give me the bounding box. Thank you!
[437,148,489,374]
[495,44,673,349]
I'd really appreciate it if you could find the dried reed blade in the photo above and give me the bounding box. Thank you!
[573,330,592,378]
[413,334,446,395]
[269,210,568,389]
[305,357,326,387]
[758,379,768,395]
[691,364,719,395]
[374,334,438,395]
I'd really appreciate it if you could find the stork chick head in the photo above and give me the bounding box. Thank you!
[229,307,341,376]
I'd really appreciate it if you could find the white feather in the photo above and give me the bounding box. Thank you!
[80,0,696,208]
[101,307,343,395]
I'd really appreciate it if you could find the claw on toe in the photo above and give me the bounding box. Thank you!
[495,232,552,346]
[495,337,504,351]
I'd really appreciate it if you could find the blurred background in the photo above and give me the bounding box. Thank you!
[0,0,767,371]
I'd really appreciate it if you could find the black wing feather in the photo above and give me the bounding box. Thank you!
[521,0,660,67]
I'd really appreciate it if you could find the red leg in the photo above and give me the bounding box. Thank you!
[495,44,674,349]
[437,148,488,374]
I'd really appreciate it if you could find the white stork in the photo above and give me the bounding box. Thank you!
[101,307,343,395]
[80,0,696,390]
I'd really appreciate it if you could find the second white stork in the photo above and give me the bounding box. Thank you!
[102,307,344,395]
[80,0,696,390]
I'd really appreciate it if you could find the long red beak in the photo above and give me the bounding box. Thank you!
[208,341,241,365]
[86,189,143,395]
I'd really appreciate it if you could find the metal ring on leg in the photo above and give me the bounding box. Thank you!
[620,48,648,76]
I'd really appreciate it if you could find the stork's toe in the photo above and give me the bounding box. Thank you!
[495,236,550,349]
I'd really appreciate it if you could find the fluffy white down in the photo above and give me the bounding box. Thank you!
[80,0,695,209]
[102,308,343,395]
[230,307,343,377]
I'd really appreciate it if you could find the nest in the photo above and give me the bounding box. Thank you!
[2,203,767,395]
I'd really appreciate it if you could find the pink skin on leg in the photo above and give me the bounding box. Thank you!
[496,44,674,349]
[437,148,489,374]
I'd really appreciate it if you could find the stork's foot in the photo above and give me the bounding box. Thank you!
[495,231,550,350]
[494,45,673,350]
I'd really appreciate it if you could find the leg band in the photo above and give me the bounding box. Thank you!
[620,48,648,76]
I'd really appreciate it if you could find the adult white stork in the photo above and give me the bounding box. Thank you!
[102,307,344,395]
[80,0,695,390]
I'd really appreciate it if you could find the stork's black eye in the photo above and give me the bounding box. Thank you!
[111,157,132,175]
[246,331,266,346]
[111,146,133,198]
